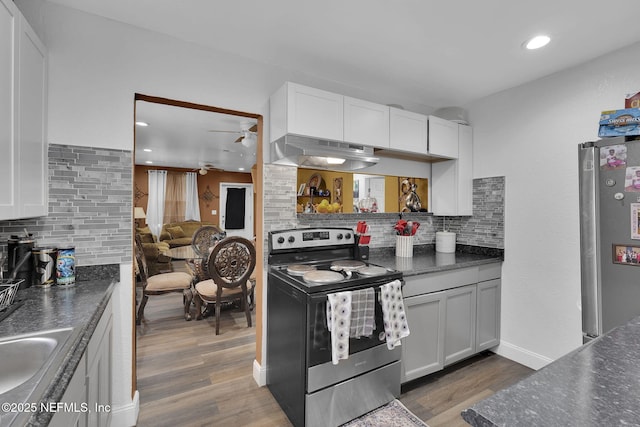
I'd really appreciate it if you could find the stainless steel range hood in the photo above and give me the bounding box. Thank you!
[270,135,379,171]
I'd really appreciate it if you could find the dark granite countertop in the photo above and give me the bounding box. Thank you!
[461,316,640,426]
[0,265,118,427]
[368,245,503,277]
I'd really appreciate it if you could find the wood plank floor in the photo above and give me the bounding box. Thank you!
[136,293,533,427]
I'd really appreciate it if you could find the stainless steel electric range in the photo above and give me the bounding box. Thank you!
[266,227,403,427]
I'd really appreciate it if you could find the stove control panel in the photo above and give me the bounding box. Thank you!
[269,227,355,250]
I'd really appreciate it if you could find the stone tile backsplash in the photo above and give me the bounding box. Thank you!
[0,144,132,268]
[0,152,503,271]
[263,165,505,250]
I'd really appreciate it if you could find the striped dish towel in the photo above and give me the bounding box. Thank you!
[349,288,375,338]
[379,280,410,349]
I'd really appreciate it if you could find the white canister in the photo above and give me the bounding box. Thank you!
[435,231,456,253]
[396,235,414,257]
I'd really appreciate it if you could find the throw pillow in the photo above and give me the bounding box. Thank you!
[140,233,154,244]
[166,226,186,239]
[136,226,152,235]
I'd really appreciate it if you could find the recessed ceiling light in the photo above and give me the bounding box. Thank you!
[143,148,152,152]
[238,167,245,171]
[136,121,149,127]
[145,161,153,164]
[524,35,551,50]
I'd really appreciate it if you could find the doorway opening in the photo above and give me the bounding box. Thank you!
[132,93,264,394]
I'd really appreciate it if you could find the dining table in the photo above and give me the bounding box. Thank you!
[164,245,204,261]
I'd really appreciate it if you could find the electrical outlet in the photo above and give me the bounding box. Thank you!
[211,210,217,215]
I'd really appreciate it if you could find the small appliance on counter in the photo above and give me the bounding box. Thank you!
[32,247,58,288]
[7,234,35,289]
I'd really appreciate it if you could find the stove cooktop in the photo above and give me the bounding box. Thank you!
[270,260,402,294]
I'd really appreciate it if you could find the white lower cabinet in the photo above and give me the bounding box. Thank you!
[401,264,501,384]
[50,298,113,427]
[402,291,445,382]
[49,353,87,427]
[444,284,477,366]
[476,279,501,351]
[86,297,113,427]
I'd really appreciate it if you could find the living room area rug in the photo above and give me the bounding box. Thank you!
[341,400,429,427]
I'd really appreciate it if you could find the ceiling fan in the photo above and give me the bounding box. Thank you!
[208,121,258,146]
[193,162,222,175]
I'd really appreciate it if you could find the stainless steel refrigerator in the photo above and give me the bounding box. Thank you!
[579,137,640,342]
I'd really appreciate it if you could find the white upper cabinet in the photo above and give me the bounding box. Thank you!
[428,115,459,159]
[0,0,19,219]
[343,96,389,149]
[390,107,428,153]
[0,0,48,220]
[270,82,343,142]
[432,124,473,216]
[18,13,47,218]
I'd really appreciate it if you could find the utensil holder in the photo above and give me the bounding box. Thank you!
[396,235,413,257]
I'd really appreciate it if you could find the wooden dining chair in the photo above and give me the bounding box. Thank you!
[193,236,256,334]
[191,225,226,258]
[134,233,194,323]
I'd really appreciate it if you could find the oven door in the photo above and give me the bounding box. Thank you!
[307,286,387,367]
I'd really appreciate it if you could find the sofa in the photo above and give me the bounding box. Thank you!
[159,221,218,248]
[135,229,173,276]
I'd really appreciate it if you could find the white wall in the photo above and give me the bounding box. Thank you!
[467,41,640,368]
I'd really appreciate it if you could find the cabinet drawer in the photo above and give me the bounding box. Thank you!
[478,262,502,282]
[403,267,478,297]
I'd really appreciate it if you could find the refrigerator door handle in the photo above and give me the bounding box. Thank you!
[578,143,601,339]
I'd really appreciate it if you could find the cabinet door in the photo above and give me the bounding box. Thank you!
[431,123,473,216]
[0,0,18,219]
[87,300,112,427]
[477,279,501,351]
[431,159,457,216]
[17,14,47,218]
[287,83,343,141]
[444,284,476,366]
[344,96,389,148]
[457,124,473,215]
[49,353,87,427]
[390,107,427,153]
[428,115,458,159]
[401,291,446,383]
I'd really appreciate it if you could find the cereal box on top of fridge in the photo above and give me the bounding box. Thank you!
[599,108,640,137]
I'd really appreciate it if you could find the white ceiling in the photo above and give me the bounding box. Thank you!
[46,0,640,170]
[135,101,257,171]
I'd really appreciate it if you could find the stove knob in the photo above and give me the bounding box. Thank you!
[345,233,351,239]
[337,233,343,240]
[277,237,285,244]
[288,236,295,243]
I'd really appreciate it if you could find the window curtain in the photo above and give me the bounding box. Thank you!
[146,170,167,238]
[163,172,186,224]
[185,172,201,221]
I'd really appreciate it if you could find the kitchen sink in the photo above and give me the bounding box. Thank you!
[0,328,73,396]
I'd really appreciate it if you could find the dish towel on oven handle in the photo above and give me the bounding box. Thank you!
[327,291,351,364]
[379,279,410,349]
[350,287,375,338]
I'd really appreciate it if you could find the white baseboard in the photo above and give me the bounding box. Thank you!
[110,390,139,427]
[253,359,267,387]
[494,341,553,370]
